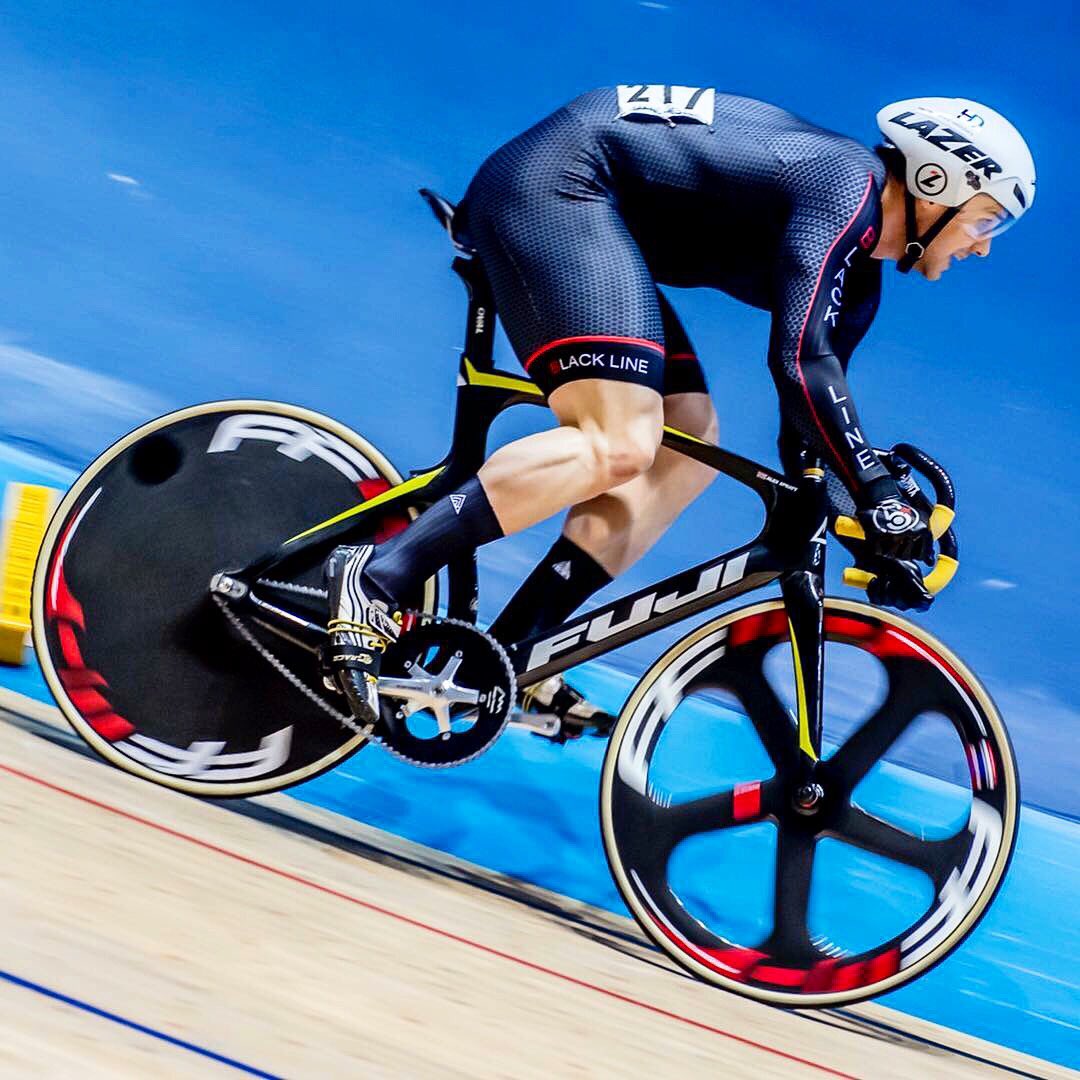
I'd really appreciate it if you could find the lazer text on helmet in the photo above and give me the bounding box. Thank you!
[888,113,1002,181]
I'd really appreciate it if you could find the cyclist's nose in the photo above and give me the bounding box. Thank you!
[974,236,992,258]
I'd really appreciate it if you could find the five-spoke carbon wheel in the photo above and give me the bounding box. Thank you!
[600,598,1019,1006]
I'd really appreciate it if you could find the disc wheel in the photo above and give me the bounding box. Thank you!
[32,400,437,797]
[600,598,1019,1006]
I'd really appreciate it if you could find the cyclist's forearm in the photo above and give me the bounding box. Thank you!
[771,351,895,506]
[777,419,858,523]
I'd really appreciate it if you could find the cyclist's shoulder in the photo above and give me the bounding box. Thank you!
[773,134,885,274]
[776,124,886,207]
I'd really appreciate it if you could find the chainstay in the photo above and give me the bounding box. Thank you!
[211,592,370,737]
[256,577,329,599]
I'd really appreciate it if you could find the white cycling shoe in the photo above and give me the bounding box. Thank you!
[323,544,402,726]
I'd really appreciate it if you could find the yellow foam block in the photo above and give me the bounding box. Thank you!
[0,483,60,664]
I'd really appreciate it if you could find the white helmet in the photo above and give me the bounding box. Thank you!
[877,97,1035,239]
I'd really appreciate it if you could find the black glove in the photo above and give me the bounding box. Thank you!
[862,556,934,613]
[856,495,933,563]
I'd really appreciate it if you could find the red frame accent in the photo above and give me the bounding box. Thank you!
[732,781,762,822]
[357,478,409,542]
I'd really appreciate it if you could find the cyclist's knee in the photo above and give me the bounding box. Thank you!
[664,392,719,443]
[590,422,660,487]
[549,380,662,491]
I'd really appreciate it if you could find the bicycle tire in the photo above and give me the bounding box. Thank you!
[31,399,437,797]
[600,597,1019,1006]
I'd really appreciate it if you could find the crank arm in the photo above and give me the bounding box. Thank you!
[508,712,562,738]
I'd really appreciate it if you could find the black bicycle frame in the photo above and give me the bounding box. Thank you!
[231,253,832,766]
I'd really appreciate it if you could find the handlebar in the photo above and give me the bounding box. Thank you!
[832,443,960,597]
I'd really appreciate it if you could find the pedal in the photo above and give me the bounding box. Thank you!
[517,674,616,743]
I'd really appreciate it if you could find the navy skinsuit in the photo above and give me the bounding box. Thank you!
[458,86,896,510]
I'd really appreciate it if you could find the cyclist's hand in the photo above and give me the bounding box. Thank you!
[856,496,933,563]
[863,557,934,613]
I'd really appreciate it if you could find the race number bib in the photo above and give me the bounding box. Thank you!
[616,84,715,125]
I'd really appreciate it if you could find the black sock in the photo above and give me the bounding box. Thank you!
[487,534,613,646]
[364,477,503,603]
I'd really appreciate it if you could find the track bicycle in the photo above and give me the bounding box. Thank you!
[31,189,1019,1006]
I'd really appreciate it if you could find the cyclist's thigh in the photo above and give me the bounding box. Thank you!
[462,123,665,399]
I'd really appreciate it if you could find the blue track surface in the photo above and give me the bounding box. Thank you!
[2,449,1077,1070]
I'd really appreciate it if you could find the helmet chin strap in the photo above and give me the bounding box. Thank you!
[897,190,961,274]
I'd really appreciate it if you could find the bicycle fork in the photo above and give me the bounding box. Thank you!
[779,464,829,789]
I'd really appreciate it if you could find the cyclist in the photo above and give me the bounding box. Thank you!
[324,89,1035,729]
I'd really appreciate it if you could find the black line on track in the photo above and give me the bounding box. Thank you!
[807,1009,1053,1080]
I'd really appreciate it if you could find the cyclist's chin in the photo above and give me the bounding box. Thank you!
[917,256,951,282]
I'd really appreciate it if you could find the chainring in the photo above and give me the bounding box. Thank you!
[375,615,515,767]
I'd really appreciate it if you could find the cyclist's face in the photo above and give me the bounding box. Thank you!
[916,195,1005,281]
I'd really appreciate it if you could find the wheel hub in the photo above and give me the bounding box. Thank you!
[792,781,825,815]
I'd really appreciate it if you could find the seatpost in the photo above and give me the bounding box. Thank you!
[453,256,496,372]
[431,255,506,482]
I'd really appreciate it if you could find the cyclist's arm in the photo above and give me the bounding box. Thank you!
[768,168,897,507]
[775,261,882,521]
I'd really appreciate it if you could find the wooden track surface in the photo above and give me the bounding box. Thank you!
[0,701,1071,1079]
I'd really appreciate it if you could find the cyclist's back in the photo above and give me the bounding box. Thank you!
[461,86,883,305]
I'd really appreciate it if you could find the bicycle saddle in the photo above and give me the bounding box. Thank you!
[419,187,475,255]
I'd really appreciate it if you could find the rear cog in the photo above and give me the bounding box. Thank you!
[375,615,515,767]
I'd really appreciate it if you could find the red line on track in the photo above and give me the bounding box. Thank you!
[1,762,858,1079]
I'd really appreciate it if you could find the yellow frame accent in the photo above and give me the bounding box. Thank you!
[284,467,445,545]
[663,425,711,446]
[463,359,543,397]
[787,617,818,761]
[460,362,718,451]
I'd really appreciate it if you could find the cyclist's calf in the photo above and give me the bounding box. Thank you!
[479,382,662,536]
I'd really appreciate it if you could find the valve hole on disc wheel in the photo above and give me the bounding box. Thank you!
[129,433,184,485]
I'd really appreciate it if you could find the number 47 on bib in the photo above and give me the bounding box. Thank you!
[616,84,716,125]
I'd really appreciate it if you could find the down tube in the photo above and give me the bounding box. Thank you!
[508,542,782,685]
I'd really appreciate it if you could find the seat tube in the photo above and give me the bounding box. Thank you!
[780,461,828,771]
[454,256,495,371]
